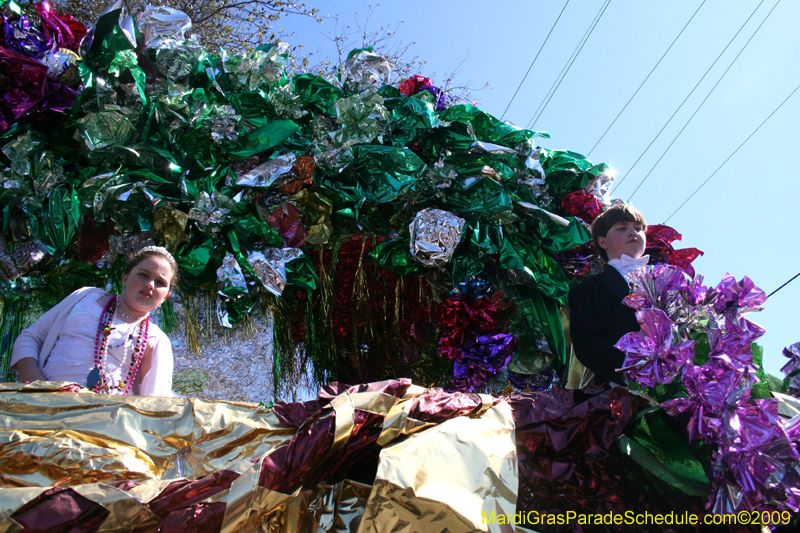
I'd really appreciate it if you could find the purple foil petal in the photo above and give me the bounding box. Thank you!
[711,273,767,317]
[451,333,515,391]
[615,308,694,387]
[3,14,52,58]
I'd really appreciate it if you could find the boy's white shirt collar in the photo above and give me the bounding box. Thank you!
[608,254,650,280]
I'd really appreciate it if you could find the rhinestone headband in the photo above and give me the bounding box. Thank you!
[136,246,176,266]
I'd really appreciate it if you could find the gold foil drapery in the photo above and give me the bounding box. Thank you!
[0,381,516,532]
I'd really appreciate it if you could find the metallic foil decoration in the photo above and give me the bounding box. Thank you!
[221,43,287,92]
[247,248,304,296]
[217,253,247,293]
[10,239,48,275]
[409,208,465,268]
[235,153,296,188]
[189,191,234,233]
[137,5,192,49]
[585,166,615,205]
[344,49,392,92]
[153,206,189,252]
[2,132,44,176]
[74,105,138,153]
[0,380,510,532]
[152,37,203,81]
[268,81,308,120]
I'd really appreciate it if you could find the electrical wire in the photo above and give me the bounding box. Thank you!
[769,271,800,298]
[628,0,781,201]
[662,80,800,224]
[500,0,571,121]
[610,0,766,194]
[586,0,706,157]
[526,0,612,130]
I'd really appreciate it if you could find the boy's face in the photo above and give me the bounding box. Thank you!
[598,221,646,260]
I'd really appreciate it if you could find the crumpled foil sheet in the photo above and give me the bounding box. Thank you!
[137,5,192,49]
[0,379,510,532]
[247,247,304,296]
[1,379,797,531]
[235,153,296,188]
[409,207,465,268]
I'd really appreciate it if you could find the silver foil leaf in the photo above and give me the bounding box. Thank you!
[409,208,466,268]
[138,5,192,49]
[247,247,304,296]
[236,154,296,188]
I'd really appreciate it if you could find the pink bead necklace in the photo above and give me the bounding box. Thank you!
[90,296,150,394]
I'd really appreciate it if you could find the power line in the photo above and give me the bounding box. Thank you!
[586,0,706,157]
[529,0,611,129]
[628,0,781,201]
[610,0,766,194]
[769,271,800,298]
[663,79,800,224]
[526,0,612,130]
[500,0,571,121]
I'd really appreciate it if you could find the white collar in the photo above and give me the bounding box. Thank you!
[608,254,650,280]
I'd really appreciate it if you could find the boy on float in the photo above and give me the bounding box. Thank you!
[568,204,648,384]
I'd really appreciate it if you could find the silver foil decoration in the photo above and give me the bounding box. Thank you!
[516,202,570,226]
[585,167,615,206]
[189,191,234,232]
[138,5,192,49]
[10,239,48,274]
[344,49,392,91]
[247,247,304,296]
[217,253,247,292]
[221,43,287,92]
[236,154,296,188]
[467,141,516,154]
[409,208,466,268]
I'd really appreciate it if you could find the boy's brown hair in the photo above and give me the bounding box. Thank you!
[591,205,647,261]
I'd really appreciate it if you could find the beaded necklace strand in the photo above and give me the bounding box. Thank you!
[90,296,150,394]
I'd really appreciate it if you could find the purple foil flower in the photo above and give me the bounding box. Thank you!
[711,391,800,513]
[711,273,767,317]
[708,316,764,373]
[683,274,708,306]
[626,264,688,314]
[662,357,744,442]
[420,84,447,111]
[451,333,515,391]
[781,342,800,395]
[3,14,52,58]
[615,308,695,387]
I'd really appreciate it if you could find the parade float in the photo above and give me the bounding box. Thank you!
[1,2,799,531]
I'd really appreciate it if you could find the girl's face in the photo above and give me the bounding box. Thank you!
[120,256,174,316]
[598,221,646,261]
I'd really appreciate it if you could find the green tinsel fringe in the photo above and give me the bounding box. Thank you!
[159,297,179,335]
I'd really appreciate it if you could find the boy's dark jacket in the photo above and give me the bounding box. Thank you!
[568,266,640,384]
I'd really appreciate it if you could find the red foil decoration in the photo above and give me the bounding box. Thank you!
[36,1,87,53]
[559,189,604,224]
[77,214,115,263]
[266,204,306,248]
[279,153,315,195]
[398,75,432,97]
[291,236,437,385]
[646,224,703,278]
[437,294,506,361]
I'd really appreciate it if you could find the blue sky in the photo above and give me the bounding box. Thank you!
[280,0,799,376]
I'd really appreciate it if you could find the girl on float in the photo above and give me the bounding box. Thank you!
[568,205,648,384]
[10,246,177,396]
